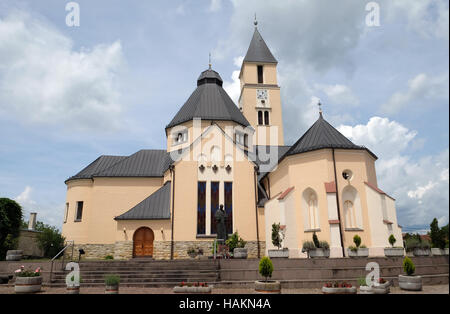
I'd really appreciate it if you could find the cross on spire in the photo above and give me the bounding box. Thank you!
[208,52,211,69]
[318,100,323,116]
[254,13,258,27]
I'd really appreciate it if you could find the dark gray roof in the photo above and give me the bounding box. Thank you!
[166,68,251,129]
[95,149,169,177]
[66,150,173,183]
[243,28,277,64]
[286,113,377,159]
[115,181,171,220]
[65,155,127,182]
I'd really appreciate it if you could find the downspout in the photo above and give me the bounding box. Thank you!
[332,148,345,257]
[254,165,261,258]
[169,165,176,260]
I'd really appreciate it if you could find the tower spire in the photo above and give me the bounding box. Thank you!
[208,52,212,69]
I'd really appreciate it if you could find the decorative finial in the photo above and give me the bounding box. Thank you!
[318,100,323,116]
[208,52,211,69]
[254,13,258,27]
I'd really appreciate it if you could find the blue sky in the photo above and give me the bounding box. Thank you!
[0,0,448,233]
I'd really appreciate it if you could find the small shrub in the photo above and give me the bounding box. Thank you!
[319,241,330,250]
[105,274,120,286]
[187,247,196,255]
[388,234,396,247]
[360,245,367,249]
[226,232,247,252]
[403,257,415,276]
[15,266,41,277]
[302,241,316,252]
[357,277,367,287]
[104,255,114,260]
[353,235,362,248]
[348,245,358,252]
[258,256,274,282]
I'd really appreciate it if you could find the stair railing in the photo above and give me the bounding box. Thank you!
[49,240,74,283]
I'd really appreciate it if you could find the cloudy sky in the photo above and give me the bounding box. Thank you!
[0,0,448,232]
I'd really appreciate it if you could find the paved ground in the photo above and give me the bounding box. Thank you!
[0,284,448,294]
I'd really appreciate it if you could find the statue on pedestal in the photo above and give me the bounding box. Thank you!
[215,204,228,243]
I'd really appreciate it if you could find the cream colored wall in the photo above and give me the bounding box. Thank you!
[62,177,163,244]
[239,63,277,86]
[115,220,172,243]
[171,124,259,243]
[166,119,255,153]
[62,179,93,244]
[266,148,382,255]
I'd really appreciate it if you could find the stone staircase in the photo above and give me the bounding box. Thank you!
[49,259,220,287]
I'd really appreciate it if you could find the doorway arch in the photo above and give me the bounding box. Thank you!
[133,227,154,257]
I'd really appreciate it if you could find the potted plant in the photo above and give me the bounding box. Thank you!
[268,223,289,258]
[302,233,330,258]
[322,281,356,294]
[226,232,248,259]
[173,281,212,294]
[347,235,369,257]
[399,257,422,291]
[187,247,197,259]
[358,277,373,294]
[254,256,281,294]
[371,277,391,294]
[14,266,43,293]
[384,234,404,257]
[105,274,120,294]
[405,236,431,256]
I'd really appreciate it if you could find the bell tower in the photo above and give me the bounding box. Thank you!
[238,20,284,146]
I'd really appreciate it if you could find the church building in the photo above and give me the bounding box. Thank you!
[62,22,403,260]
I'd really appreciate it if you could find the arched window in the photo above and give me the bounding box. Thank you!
[258,111,263,125]
[264,111,270,125]
[342,186,363,229]
[302,188,320,230]
[344,200,357,228]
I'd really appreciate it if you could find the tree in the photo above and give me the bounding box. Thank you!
[430,218,446,249]
[258,257,274,282]
[388,234,396,247]
[36,223,65,258]
[271,223,283,250]
[0,198,23,260]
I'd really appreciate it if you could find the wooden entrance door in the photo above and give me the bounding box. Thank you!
[133,227,154,257]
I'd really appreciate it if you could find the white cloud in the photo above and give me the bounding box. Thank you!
[223,56,243,104]
[14,185,64,229]
[338,117,449,227]
[380,72,449,115]
[386,0,449,40]
[314,83,359,106]
[0,11,126,133]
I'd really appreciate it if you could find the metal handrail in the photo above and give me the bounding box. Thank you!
[49,241,74,283]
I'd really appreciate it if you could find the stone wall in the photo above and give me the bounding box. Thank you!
[64,240,267,260]
[17,230,44,258]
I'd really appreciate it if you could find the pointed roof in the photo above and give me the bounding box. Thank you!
[243,27,277,64]
[285,113,378,159]
[166,68,251,129]
[114,181,171,220]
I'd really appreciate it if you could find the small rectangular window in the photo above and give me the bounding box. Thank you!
[257,65,264,84]
[258,111,263,125]
[64,203,69,223]
[75,201,83,222]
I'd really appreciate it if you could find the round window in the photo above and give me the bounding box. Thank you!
[342,170,353,181]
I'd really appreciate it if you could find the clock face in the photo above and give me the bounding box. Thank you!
[257,89,268,100]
